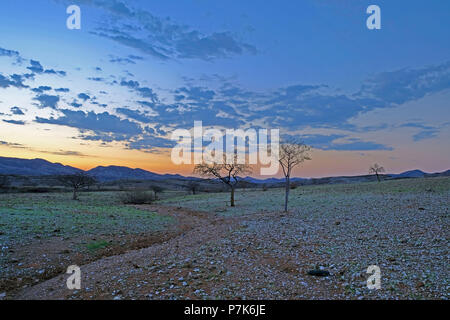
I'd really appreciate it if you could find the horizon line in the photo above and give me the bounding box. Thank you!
[0,155,448,180]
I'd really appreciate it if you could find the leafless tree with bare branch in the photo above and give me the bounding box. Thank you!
[187,181,200,195]
[0,175,10,191]
[369,163,385,182]
[279,140,311,212]
[57,172,97,200]
[194,156,251,207]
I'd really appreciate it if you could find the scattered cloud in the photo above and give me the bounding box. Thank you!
[26,59,66,76]
[3,119,26,125]
[413,130,439,141]
[358,61,450,105]
[35,109,143,141]
[62,0,256,61]
[10,106,25,115]
[33,94,60,109]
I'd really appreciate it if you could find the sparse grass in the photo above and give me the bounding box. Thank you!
[158,177,450,216]
[86,240,110,252]
[0,191,174,247]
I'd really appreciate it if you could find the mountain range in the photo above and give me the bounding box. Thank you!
[0,156,448,183]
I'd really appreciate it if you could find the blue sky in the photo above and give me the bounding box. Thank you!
[0,0,449,176]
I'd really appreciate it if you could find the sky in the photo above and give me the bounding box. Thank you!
[0,0,449,178]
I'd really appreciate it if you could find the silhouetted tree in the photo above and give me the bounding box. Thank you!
[0,175,10,191]
[369,163,385,182]
[57,172,96,200]
[194,156,251,207]
[187,181,200,195]
[279,140,311,212]
[151,186,164,199]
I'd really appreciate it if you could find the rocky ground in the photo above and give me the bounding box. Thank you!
[7,177,449,300]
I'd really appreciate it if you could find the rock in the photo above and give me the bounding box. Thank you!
[307,269,330,277]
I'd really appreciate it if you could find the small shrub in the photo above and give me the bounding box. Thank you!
[120,190,154,204]
[86,240,110,252]
[290,183,297,190]
[262,184,268,191]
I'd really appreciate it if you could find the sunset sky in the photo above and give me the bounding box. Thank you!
[0,0,449,178]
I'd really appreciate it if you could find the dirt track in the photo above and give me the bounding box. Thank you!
[14,205,239,299]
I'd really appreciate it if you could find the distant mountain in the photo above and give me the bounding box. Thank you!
[0,156,448,184]
[86,165,188,182]
[389,169,426,178]
[425,169,450,177]
[87,166,163,181]
[0,156,81,176]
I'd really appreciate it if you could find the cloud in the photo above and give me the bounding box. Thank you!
[33,94,60,109]
[176,86,215,101]
[120,79,140,88]
[109,54,144,64]
[116,107,154,123]
[67,0,256,61]
[26,60,66,76]
[87,77,105,82]
[37,149,88,157]
[119,79,158,101]
[285,134,392,151]
[10,106,25,115]
[126,135,175,151]
[0,73,29,88]
[27,60,44,73]
[70,100,82,108]
[413,130,439,141]
[398,122,435,130]
[358,61,450,105]
[31,85,52,93]
[0,46,23,63]
[329,140,393,151]
[0,140,24,148]
[55,88,70,93]
[3,119,26,125]
[77,93,91,101]
[35,109,143,141]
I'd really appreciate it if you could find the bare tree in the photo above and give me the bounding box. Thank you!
[57,172,96,200]
[151,185,164,199]
[369,163,385,182]
[0,175,10,191]
[279,140,311,212]
[187,181,200,195]
[194,157,251,207]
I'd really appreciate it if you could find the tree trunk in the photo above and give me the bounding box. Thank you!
[284,176,290,212]
[72,188,78,200]
[376,172,380,182]
[230,186,235,207]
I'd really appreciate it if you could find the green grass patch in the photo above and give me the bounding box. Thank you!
[0,191,174,247]
[86,240,110,252]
